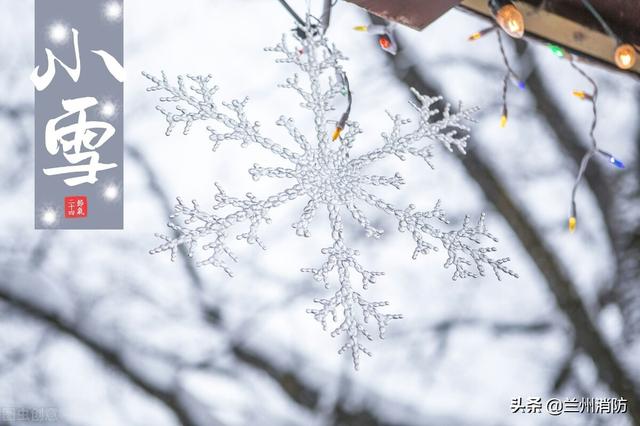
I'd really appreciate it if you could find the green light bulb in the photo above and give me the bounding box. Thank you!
[548,44,565,58]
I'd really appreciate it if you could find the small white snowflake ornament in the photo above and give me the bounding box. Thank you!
[144,19,517,369]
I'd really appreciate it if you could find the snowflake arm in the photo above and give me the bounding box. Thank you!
[350,90,478,171]
[248,164,297,181]
[142,71,298,162]
[346,203,384,238]
[150,183,305,276]
[358,172,405,189]
[304,204,401,370]
[265,28,348,149]
[354,188,519,281]
[291,198,318,237]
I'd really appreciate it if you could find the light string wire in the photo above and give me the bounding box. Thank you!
[332,68,352,141]
[566,1,630,230]
[496,28,524,127]
[468,25,524,127]
[579,0,619,42]
[567,54,601,232]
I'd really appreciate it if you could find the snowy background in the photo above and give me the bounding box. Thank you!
[0,0,639,425]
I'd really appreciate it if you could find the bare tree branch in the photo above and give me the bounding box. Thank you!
[0,282,221,426]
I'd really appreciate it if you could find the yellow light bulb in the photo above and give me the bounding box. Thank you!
[572,90,585,100]
[500,114,507,128]
[468,32,482,41]
[568,216,576,233]
[495,4,525,39]
[332,127,342,141]
[353,25,368,32]
[614,44,636,70]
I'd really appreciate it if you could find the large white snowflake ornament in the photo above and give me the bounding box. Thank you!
[143,20,517,369]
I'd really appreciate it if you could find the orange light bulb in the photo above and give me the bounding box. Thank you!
[378,35,391,50]
[614,44,636,70]
[495,4,524,39]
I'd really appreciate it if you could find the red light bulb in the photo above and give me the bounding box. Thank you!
[378,35,391,50]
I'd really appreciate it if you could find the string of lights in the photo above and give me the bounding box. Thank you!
[468,24,525,128]
[468,0,628,232]
[496,29,525,127]
[565,53,624,232]
[275,0,630,232]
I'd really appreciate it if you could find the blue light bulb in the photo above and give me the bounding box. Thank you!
[610,157,625,169]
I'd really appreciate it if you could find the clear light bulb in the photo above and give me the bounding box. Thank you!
[614,44,636,70]
[495,4,525,39]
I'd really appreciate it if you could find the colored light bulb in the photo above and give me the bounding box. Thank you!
[332,127,343,141]
[597,150,625,169]
[469,32,482,41]
[500,114,507,128]
[548,44,565,58]
[517,81,526,90]
[610,157,625,168]
[572,90,586,100]
[568,216,576,233]
[494,4,524,38]
[614,43,636,70]
[378,35,391,49]
[353,25,368,32]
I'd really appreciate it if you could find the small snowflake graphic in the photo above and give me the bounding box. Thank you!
[143,19,517,369]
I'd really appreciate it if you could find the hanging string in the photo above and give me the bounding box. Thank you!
[496,29,524,127]
[567,57,598,232]
[567,55,624,232]
[469,25,524,127]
